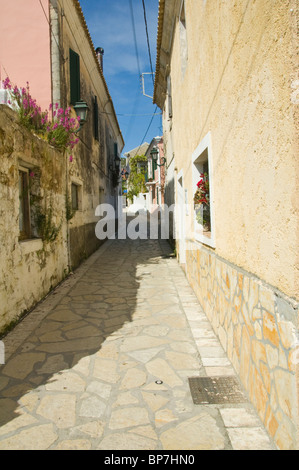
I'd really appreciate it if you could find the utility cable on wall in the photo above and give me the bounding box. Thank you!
[39,0,66,64]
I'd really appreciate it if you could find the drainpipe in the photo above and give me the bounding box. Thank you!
[65,154,72,273]
[50,1,71,273]
[96,47,104,71]
[49,0,61,107]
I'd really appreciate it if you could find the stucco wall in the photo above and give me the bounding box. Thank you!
[156,0,298,450]
[0,106,69,334]
[168,0,298,300]
[0,0,52,112]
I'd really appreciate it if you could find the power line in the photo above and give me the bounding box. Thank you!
[129,0,142,78]
[38,0,66,64]
[126,0,144,145]
[134,0,159,154]
[100,111,161,117]
[126,0,159,156]
[142,0,155,85]
[132,104,158,157]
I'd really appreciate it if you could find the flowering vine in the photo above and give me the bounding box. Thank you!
[2,77,80,159]
[2,77,43,130]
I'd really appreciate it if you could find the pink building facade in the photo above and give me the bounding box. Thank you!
[146,136,165,207]
[0,0,52,112]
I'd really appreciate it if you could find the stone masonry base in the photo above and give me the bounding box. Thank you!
[183,240,298,450]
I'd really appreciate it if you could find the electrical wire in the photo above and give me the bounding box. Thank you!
[100,111,161,117]
[125,0,160,156]
[142,0,155,85]
[38,0,66,63]
[129,0,142,79]
[130,0,159,155]
[132,104,158,157]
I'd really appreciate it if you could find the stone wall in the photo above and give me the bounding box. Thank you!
[185,241,298,450]
[0,105,69,334]
[69,223,104,270]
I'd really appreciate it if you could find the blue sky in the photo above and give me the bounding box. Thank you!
[79,0,161,156]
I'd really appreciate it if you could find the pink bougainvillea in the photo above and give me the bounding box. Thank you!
[2,77,80,155]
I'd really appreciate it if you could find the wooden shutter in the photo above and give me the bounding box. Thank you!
[93,96,99,140]
[114,142,118,157]
[69,49,80,105]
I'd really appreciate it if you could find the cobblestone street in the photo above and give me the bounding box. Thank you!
[0,236,276,450]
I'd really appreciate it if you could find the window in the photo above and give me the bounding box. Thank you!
[114,142,118,157]
[71,183,82,211]
[69,48,80,105]
[152,185,156,202]
[18,165,43,241]
[99,186,104,204]
[192,132,215,247]
[93,95,99,140]
[167,75,173,119]
[153,157,158,174]
[179,0,188,78]
[19,168,31,240]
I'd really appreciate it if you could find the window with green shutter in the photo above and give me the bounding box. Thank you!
[69,48,80,105]
[93,96,99,140]
[114,142,118,157]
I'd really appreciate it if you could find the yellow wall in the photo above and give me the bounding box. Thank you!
[167,0,298,299]
[157,0,298,450]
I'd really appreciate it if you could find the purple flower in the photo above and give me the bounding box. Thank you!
[2,77,12,89]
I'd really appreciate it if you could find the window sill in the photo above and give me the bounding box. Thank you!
[19,238,43,254]
[194,224,215,249]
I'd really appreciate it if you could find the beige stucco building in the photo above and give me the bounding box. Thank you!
[154,0,298,450]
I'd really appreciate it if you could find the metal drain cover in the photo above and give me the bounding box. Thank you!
[188,376,248,405]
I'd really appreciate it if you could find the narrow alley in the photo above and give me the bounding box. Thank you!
[0,232,275,450]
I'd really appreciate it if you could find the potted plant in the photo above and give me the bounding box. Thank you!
[193,172,211,232]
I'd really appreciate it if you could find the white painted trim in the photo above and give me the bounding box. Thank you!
[176,169,186,263]
[192,132,216,248]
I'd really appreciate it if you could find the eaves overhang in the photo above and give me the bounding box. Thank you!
[73,0,124,149]
[153,0,180,110]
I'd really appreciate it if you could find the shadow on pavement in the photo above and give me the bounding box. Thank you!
[0,213,175,432]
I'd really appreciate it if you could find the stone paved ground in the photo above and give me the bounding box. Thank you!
[0,236,276,450]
